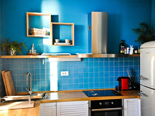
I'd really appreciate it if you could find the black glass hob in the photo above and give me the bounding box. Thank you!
[83,90,122,97]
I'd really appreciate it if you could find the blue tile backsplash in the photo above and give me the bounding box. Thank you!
[0,58,5,97]
[3,57,140,93]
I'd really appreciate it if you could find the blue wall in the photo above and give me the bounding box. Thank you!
[151,0,155,28]
[1,0,151,54]
[0,0,150,94]
[3,57,140,92]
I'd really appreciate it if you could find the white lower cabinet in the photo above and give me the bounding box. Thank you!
[40,103,57,116]
[123,98,141,116]
[40,101,88,116]
[57,101,88,116]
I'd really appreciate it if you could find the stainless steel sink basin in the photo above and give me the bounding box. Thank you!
[2,93,48,102]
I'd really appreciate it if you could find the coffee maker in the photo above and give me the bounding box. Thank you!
[117,77,130,91]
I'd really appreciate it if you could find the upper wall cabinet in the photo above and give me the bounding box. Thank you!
[26,12,51,37]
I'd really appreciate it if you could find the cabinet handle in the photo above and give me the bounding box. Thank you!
[139,91,147,97]
[92,107,122,111]
[139,75,148,80]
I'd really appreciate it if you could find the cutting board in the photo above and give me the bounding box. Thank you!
[2,71,9,96]
[0,101,34,110]
[4,71,16,96]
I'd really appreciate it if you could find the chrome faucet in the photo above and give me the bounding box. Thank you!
[26,72,32,95]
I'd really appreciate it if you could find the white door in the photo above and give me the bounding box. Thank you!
[140,85,155,116]
[57,101,88,116]
[40,103,56,116]
[123,98,141,116]
[140,48,155,88]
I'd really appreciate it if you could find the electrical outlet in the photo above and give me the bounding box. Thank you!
[61,71,69,76]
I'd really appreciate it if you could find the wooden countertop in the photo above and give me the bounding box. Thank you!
[40,90,140,103]
[0,101,40,116]
[0,90,140,116]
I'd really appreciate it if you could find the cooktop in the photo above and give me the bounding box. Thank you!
[83,90,122,97]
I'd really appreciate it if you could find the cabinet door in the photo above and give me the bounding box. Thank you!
[123,99,141,116]
[57,101,88,116]
[40,103,56,116]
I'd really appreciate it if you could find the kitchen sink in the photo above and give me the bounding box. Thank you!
[1,92,48,102]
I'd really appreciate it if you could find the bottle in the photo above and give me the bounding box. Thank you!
[134,49,138,54]
[127,47,130,54]
[124,48,127,54]
[31,43,34,53]
[29,50,32,53]
[138,48,140,54]
[129,45,134,55]
[119,40,125,54]
[120,49,124,54]
[34,50,36,54]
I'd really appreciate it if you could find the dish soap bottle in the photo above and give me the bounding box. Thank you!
[119,40,125,54]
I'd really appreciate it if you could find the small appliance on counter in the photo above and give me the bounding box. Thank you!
[116,68,140,91]
[117,77,130,91]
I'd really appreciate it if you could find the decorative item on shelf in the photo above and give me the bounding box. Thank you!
[55,39,60,43]
[54,39,71,45]
[124,48,127,54]
[120,45,140,55]
[120,49,124,54]
[65,39,70,44]
[129,45,134,55]
[0,38,27,55]
[27,43,38,55]
[134,49,138,54]
[138,48,140,54]
[119,40,125,54]
[118,39,139,55]
[132,22,155,44]
[30,28,49,36]
[10,48,16,56]
[124,46,139,55]
[31,43,34,53]
[127,47,130,54]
